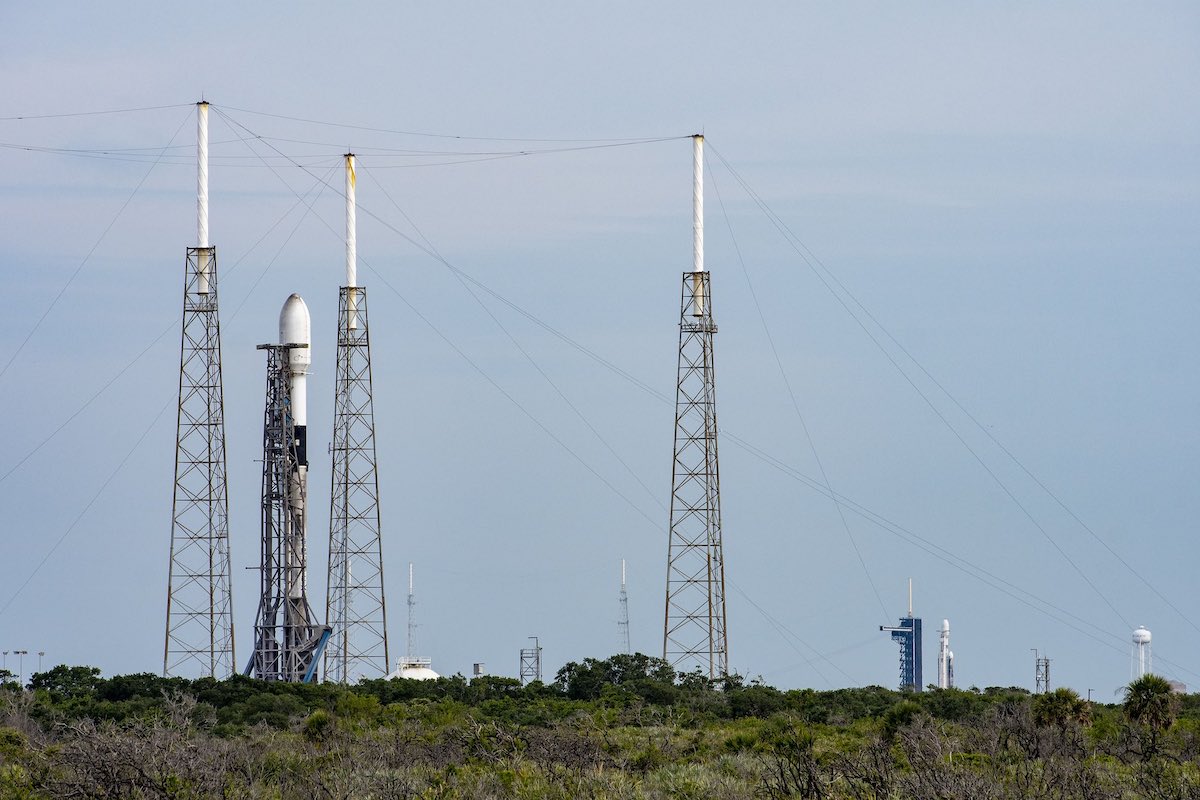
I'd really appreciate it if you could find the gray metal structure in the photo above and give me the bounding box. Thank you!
[324,286,389,682]
[663,269,728,678]
[520,637,542,684]
[249,343,330,682]
[163,244,235,678]
[1034,650,1051,694]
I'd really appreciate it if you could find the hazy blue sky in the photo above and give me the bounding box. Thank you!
[1,3,1197,696]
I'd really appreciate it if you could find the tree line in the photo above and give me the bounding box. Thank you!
[0,654,1196,798]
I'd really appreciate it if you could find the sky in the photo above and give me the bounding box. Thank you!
[0,3,1197,697]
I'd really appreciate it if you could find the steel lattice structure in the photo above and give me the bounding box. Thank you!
[164,246,236,678]
[324,286,389,682]
[663,270,728,678]
[250,344,329,682]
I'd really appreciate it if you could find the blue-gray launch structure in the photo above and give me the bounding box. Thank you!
[880,581,923,691]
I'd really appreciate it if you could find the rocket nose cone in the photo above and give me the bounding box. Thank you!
[279,294,311,346]
[279,294,312,370]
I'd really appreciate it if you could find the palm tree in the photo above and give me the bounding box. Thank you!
[1033,687,1090,729]
[1122,674,1179,758]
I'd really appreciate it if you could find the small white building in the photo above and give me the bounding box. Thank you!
[387,656,440,681]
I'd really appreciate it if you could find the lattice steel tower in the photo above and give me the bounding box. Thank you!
[249,299,331,683]
[164,101,235,678]
[324,154,389,682]
[663,135,728,678]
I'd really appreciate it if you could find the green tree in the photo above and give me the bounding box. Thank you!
[28,665,100,699]
[554,653,675,701]
[1123,674,1179,758]
[1033,687,1090,729]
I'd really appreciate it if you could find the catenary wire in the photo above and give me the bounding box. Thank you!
[709,152,892,624]
[706,143,1137,634]
[0,108,192,385]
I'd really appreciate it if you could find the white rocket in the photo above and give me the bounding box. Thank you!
[938,618,954,689]
[279,294,311,603]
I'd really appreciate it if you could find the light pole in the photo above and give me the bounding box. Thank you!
[14,651,28,687]
[2,651,7,670]
[37,651,44,673]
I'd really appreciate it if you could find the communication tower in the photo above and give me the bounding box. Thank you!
[619,559,631,654]
[248,301,331,682]
[880,580,923,691]
[1033,649,1051,693]
[324,154,389,682]
[1132,626,1152,679]
[164,101,236,678]
[663,134,729,679]
[520,636,543,684]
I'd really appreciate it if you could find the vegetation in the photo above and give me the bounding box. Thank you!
[1,656,1198,798]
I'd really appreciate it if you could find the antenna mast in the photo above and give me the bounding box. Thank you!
[325,153,389,682]
[618,559,631,654]
[407,563,416,659]
[164,101,235,678]
[663,134,728,678]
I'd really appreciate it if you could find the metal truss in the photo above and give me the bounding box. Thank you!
[164,247,235,678]
[250,344,329,682]
[325,286,389,682]
[520,637,542,684]
[663,270,728,678]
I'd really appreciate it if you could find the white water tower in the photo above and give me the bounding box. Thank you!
[1132,626,1152,678]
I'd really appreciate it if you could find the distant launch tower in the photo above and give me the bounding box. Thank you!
[249,296,331,682]
[164,101,236,678]
[663,134,728,678]
[324,153,389,682]
[937,619,954,689]
[880,580,923,691]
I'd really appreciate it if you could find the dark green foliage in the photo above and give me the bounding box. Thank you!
[2,659,1197,799]
[554,653,675,701]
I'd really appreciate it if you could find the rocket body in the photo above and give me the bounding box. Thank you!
[937,619,952,689]
[279,294,311,603]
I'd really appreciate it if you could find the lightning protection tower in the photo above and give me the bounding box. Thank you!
[164,101,236,678]
[324,154,389,682]
[663,134,729,679]
[249,301,331,683]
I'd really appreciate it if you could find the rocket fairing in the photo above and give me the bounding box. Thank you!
[279,294,311,467]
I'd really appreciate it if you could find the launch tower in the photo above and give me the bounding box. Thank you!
[163,101,236,678]
[249,297,331,682]
[324,154,389,682]
[663,135,729,678]
[880,580,923,691]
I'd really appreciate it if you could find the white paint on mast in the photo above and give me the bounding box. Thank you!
[345,153,358,329]
[196,101,211,294]
[691,134,705,316]
[407,562,415,659]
